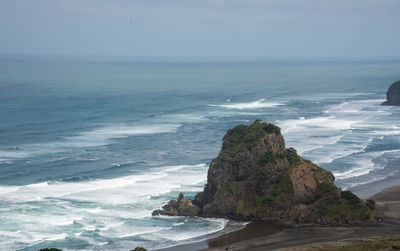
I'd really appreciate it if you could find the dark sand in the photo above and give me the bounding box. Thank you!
[351,160,400,199]
[202,224,400,251]
[157,181,400,251]
[371,184,400,222]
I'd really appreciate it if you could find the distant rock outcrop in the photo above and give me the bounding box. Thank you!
[382,81,400,106]
[153,121,380,226]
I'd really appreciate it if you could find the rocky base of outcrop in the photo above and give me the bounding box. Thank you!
[153,121,381,226]
[152,193,200,217]
[382,80,400,106]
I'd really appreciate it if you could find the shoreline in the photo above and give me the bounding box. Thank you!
[350,169,400,199]
[156,221,285,251]
[156,178,400,251]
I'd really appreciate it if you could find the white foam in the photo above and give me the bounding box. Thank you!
[0,162,212,250]
[163,114,208,122]
[208,99,283,109]
[296,135,343,155]
[206,110,265,118]
[26,182,49,188]
[334,166,372,180]
[0,123,181,161]
[43,233,67,241]
[102,226,170,239]
[370,130,400,136]
[0,163,207,205]
[20,232,69,248]
[153,163,206,172]
[278,98,400,186]
[78,124,180,140]
[0,186,19,195]
[83,207,102,214]
[347,170,399,189]
[0,150,31,159]
[150,218,228,245]
[279,115,362,134]
[332,150,390,180]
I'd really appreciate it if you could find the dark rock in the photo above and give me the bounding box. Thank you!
[38,249,62,251]
[130,247,148,251]
[153,121,381,225]
[382,80,400,106]
[152,193,200,217]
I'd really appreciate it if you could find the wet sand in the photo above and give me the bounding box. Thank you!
[156,221,284,251]
[371,184,400,222]
[351,161,400,199]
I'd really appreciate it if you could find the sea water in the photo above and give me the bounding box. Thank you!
[0,58,399,250]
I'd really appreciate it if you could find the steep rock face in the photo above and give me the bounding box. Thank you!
[382,81,400,106]
[153,121,380,225]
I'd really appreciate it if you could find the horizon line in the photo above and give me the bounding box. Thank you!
[1,53,400,64]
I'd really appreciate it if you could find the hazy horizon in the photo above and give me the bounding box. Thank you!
[1,0,399,61]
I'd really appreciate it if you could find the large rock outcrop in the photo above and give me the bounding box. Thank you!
[382,80,400,106]
[153,121,380,226]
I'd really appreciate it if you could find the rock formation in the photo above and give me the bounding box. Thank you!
[152,193,201,217]
[153,120,380,225]
[382,80,400,106]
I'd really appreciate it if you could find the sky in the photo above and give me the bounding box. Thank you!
[0,0,399,61]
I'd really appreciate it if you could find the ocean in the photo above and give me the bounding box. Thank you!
[0,58,399,250]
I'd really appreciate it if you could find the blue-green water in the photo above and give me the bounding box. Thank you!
[0,58,399,250]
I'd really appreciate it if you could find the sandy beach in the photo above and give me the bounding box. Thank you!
[351,159,400,199]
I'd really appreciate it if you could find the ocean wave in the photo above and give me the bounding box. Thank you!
[149,218,228,249]
[169,219,227,242]
[0,163,209,250]
[310,137,373,164]
[0,123,181,162]
[100,226,171,239]
[208,98,284,109]
[162,114,208,122]
[332,150,400,181]
[279,98,399,185]
[346,170,399,190]
[279,115,363,134]
[0,163,207,204]
[295,134,344,155]
[206,110,266,118]
[0,230,69,250]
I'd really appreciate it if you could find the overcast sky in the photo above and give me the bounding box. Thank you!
[0,0,399,60]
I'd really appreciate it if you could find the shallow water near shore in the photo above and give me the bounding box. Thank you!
[0,58,400,250]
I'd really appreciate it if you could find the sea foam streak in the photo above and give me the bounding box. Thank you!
[0,163,207,204]
[0,163,209,250]
[279,99,399,183]
[333,149,400,181]
[0,123,181,162]
[208,98,283,109]
[148,218,229,250]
